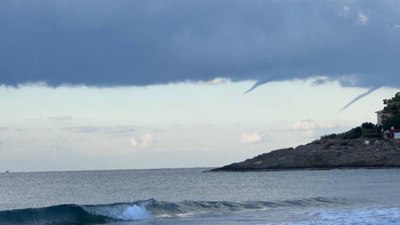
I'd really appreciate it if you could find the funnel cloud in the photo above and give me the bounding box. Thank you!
[1,0,399,107]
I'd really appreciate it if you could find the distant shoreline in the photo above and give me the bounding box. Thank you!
[210,136,400,172]
[210,166,400,172]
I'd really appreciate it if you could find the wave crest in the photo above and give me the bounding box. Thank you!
[83,202,151,221]
[0,197,343,224]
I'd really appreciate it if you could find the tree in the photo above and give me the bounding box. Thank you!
[382,92,400,129]
[361,122,375,130]
[383,115,400,130]
[360,122,381,138]
[383,92,400,114]
[342,126,362,139]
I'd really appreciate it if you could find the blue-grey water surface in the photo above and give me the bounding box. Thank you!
[1,168,400,224]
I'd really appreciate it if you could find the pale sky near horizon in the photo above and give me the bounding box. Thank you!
[1,0,400,171]
[0,80,398,172]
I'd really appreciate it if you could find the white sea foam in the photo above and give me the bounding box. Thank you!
[313,207,400,225]
[118,205,151,220]
[83,204,151,221]
[176,212,195,218]
[259,206,400,225]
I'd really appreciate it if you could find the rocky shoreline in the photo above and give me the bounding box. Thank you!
[211,137,400,171]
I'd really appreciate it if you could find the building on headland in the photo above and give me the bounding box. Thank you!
[376,110,383,126]
[375,110,392,126]
[395,131,400,140]
[383,128,400,140]
[376,110,400,140]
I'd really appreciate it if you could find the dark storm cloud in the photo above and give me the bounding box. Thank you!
[1,0,400,91]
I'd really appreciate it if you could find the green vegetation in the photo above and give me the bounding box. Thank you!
[321,126,362,140]
[341,126,363,139]
[361,122,382,138]
[383,116,400,130]
[383,92,400,113]
[321,92,400,141]
[382,92,400,130]
[321,123,381,140]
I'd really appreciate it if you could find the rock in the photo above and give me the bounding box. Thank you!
[210,138,400,171]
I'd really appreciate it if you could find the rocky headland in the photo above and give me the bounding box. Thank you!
[212,92,400,171]
[211,135,400,171]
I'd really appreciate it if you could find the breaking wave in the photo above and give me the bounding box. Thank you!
[0,197,344,224]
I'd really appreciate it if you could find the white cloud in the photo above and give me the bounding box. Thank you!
[356,12,369,25]
[291,120,342,139]
[129,137,138,148]
[130,133,155,148]
[338,75,359,86]
[291,120,335,130]
[340,6,368,26]
[139,133,154,147]
[343,5,351,17]
[208,77,230,85]
[240,131,262,144]
[191,77,231,86]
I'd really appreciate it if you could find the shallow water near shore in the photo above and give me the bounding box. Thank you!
[1,168,400,224]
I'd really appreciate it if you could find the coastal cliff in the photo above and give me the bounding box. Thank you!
[211,137,400,171]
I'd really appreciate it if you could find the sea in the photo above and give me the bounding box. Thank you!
[1,168,400,225]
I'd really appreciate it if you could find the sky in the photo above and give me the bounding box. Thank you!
[0,0,400,171]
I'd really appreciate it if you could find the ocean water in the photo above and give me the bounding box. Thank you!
[1,168,400,225]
